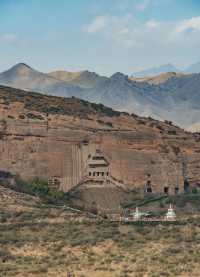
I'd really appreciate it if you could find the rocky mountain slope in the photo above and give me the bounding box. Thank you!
[1,63,200,130]
[49,70,108,89]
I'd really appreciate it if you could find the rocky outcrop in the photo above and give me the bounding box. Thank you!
[0,86,200,196]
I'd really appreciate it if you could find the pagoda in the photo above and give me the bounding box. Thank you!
[133,207,142,220]
[165,204,176,221]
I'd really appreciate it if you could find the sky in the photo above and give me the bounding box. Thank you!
[0,0,200,75]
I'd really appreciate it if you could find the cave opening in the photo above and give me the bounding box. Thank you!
[164,187,169,194]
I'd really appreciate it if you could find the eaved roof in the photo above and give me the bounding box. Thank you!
[88,149,109,167]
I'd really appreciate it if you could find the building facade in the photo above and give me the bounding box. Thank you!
[86,149,110,181]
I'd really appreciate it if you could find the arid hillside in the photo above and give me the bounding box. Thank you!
[1,63,200,129]
[0,85,200,196]
[1,182,200,277]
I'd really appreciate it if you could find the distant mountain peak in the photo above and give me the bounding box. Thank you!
[184,61,200,74]
[16,62,31,67]
[12,63,32,70]
[132,72,185,85]
[80,70,99,78]
[162,63,175,67]
[111,72,128,81]
[7,63,36,76]
[133,64,180,77]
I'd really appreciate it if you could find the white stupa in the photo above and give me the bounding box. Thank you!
[133,207,142,220]
[165,204,176,221]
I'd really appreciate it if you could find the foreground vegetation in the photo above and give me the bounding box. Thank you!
[1,180,200,277]
[3,177,71,206]
[1,200,200,277]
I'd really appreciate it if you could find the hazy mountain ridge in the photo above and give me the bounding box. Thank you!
[0,63,200,130]
[49,70,108,89]
[0,63,84,98]
[184,62,200,74]
[48,70,83,82]
[131,72,186,85]
[133,62,200,77]
[133,64,180,77]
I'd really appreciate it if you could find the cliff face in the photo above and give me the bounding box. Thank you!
[0,85,200,195]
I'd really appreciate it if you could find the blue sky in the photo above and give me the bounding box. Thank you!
[0,0,200,75]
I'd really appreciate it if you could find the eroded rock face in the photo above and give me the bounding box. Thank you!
[0,86,200,195]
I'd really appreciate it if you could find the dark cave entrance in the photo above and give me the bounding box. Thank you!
[164,187,169,194]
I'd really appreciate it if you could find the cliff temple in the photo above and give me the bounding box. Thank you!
[87,149,109,180]
[46,143,186,196]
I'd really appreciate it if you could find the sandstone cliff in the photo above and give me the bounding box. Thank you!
[0,85,200,196]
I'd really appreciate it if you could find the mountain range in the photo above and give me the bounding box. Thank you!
[133,62,200,77]
[0,63,200,131]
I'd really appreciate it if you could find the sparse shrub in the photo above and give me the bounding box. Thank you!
[8,176,70,205]
[0,213,8,223]
[0,249,12,261]
[168,130,177,135]
[19,114,25,119]
[26,112,44,120]
[164,120,173,125]
[192,187,198,194]
[159,201,165,208]
[7,115,15,119]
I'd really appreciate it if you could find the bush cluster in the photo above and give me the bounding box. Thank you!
[10,177,70,205]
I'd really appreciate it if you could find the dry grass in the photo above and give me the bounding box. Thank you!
[0,85,120,119]
[1,186,200,277]
[1,205,200,277]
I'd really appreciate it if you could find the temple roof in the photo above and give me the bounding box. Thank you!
[88,150,109,167]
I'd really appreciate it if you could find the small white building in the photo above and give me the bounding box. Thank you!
[133,207,142,220]
[165,204,176,221]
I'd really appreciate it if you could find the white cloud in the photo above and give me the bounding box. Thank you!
[83,16,108,34]
[146,19,159,29]
[0,33,17,43]
[84,14,140,48]
[175,16,200,34]
[84,15,200,49]
[167,16,200,47]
